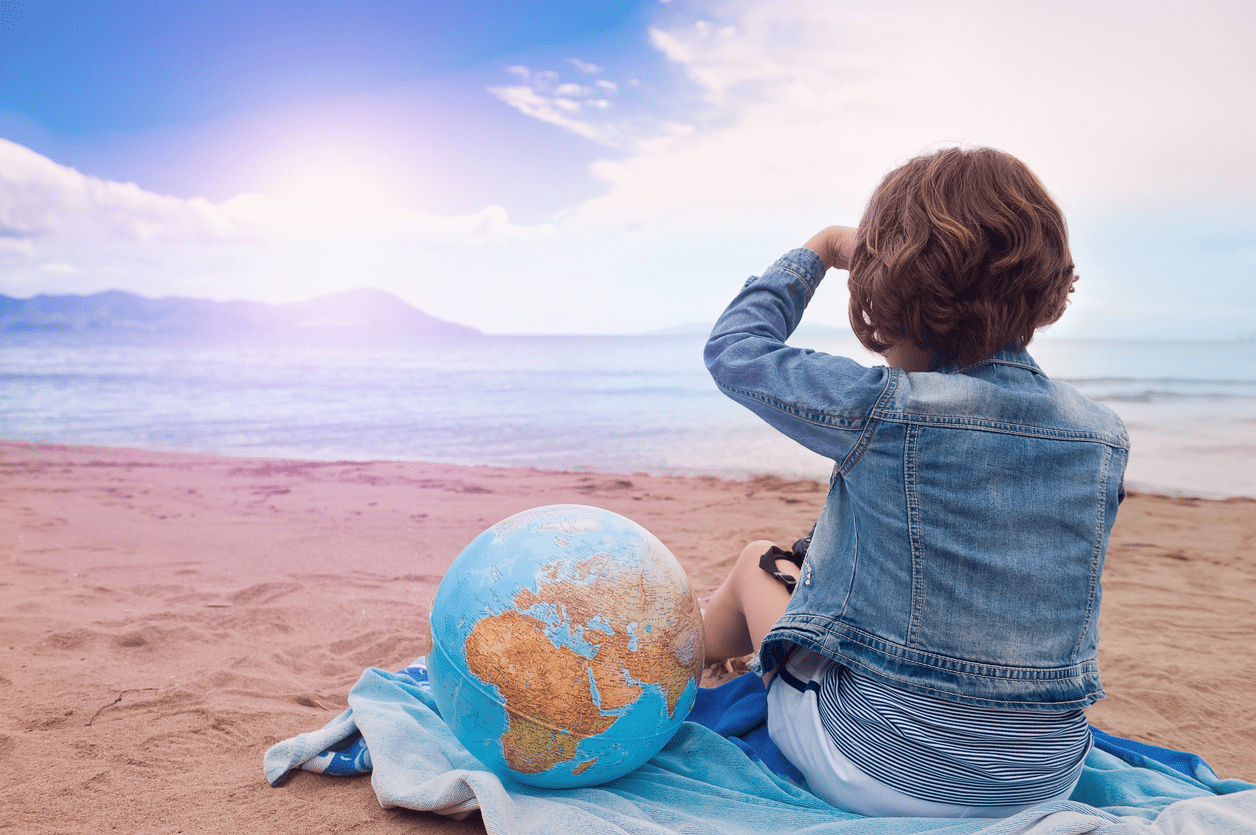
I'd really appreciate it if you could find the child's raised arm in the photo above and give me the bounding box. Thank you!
[802,225,858,272]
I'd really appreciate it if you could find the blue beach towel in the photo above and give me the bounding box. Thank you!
[264,659,1255,834]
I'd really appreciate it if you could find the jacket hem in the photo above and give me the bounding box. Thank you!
[762,622,1106,712]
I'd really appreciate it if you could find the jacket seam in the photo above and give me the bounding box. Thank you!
[876,413,1129,447]
[948,357,1045,377]
[778,261,820,300]
[766,634,1101,708]
[838,366,899,473]
[830,656,1102,708]
[904,423,924,648]
[1072,445,1112,661]
[760,248,824,300]
[778,620,1100,679]
[713,380,872,429]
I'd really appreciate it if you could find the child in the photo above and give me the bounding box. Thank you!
[702,147,1128,818]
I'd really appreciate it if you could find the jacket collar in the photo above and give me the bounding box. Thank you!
[930,342,1046,378]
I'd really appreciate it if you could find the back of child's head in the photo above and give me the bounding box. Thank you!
[848,147,1075,367]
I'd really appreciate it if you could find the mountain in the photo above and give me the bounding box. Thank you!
[0,288,480,341]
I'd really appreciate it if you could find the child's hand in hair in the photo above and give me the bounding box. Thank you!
[803,226,858,272]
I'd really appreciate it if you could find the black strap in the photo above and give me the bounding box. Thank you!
[758,545,803,594]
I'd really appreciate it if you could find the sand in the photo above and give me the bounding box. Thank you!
[1,441,1252,832]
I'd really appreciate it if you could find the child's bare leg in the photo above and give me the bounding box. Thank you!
[703,540,797,665]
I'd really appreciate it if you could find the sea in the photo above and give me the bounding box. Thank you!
[2,331,1254,498]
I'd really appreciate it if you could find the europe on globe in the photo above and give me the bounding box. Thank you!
[427,504,705,788]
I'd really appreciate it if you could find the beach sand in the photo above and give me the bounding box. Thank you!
[1,441,1252,832]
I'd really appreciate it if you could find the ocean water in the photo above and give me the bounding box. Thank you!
[1,332,1253,498]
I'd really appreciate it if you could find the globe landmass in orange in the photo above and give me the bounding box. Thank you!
[464,552,703,774]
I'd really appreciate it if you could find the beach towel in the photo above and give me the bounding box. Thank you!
[264,659,1256,834]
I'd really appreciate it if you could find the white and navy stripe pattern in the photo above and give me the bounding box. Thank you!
[780,663,1091,807]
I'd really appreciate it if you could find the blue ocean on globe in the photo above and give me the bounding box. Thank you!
[428,504,705,788]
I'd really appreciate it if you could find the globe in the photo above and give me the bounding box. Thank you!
[427,504,705,788]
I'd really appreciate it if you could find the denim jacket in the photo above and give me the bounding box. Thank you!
[705,249,1129,711]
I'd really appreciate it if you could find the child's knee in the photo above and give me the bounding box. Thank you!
[738,540,778,572]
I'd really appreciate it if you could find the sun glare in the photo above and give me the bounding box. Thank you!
[254,131,418,216]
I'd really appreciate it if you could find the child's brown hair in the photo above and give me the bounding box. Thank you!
[848,147,1075,367]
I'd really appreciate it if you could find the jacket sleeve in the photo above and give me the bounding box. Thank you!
[703,248,895,469]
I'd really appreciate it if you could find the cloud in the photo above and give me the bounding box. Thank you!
[0,139,557,320]
[496,0,1256,336]
[493,0,1254,215]
[488,65,623,147]
[0,138,251,245]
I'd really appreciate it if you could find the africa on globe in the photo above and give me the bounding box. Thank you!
[427,504,705,788]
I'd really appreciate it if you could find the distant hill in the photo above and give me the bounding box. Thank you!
[0,288,480,342]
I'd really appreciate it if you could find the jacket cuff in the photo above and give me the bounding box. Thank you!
[768,247,827,299]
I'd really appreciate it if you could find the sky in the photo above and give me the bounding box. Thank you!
[0,0,1253,337]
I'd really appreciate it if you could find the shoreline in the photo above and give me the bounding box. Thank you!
[2,441,1253,832]
[3,436,1252,502]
